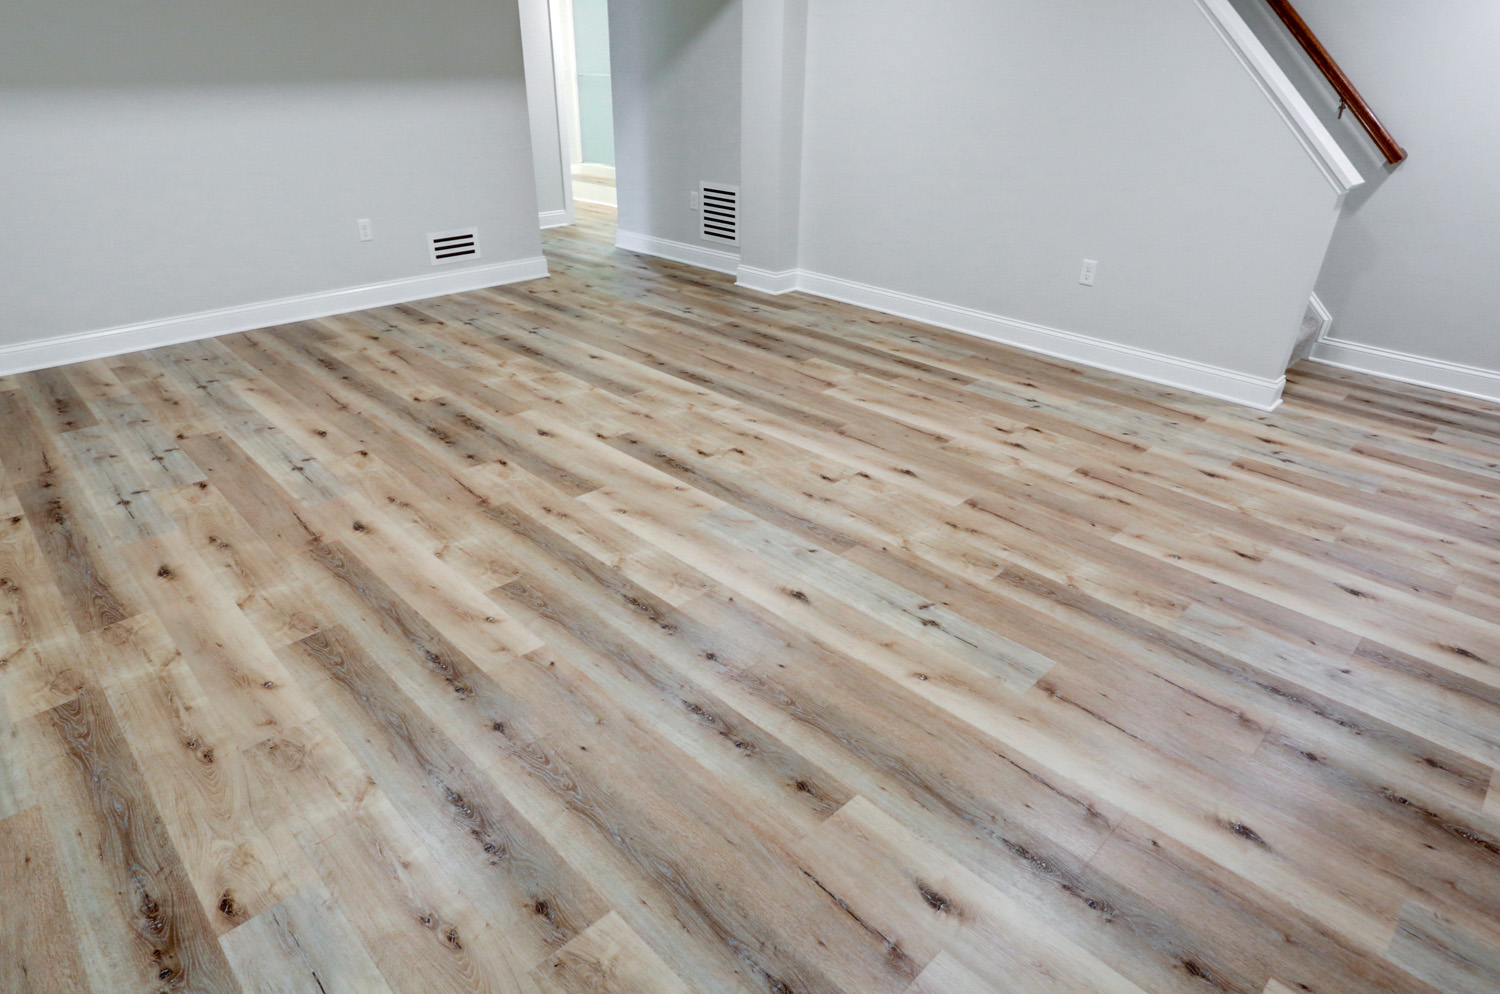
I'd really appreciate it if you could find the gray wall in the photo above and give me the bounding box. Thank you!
[0,0,542,347]
[609,0,741,249]
[796,0,1346,382]
[1231,0,1500,375]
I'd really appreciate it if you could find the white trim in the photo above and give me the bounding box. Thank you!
[1310,336,1500,404]
[741,269,1284,411]
[1193,0,1363,197]
[736,266,800,295]
[546,0,577,221]
[574,163,616,183]
[552,0,583,171]
[615,230,741,276]
[604,237,1287,410]
[0,257,550,377]
[1307,292,1333,339]
[539,209,573,229]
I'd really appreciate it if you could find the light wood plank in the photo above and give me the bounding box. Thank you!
[0,807,90,993]
[219,886,398,994]
[1385,903,1500,994]
[19,688,242,992]
[530,911,693,994]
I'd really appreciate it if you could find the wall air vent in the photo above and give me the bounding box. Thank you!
[429,227,481,265]
[700,184,739,245]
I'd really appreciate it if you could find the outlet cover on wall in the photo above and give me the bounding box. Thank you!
[357,218,374,242]
[1079,259,1099,287]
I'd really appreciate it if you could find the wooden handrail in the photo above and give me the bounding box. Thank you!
[1264,0,1407,165]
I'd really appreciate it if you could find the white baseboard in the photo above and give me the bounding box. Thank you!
[741,269,1285,411]
[736,266,800,295]
[615,230,740,276]
[573,163,616,183]
[539,210,573,229]
[0,257,550,377]
[1310,336,1500,404]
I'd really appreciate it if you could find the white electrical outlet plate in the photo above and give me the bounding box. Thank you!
[357,219,374,242]
[689,190,701,211]
[1079,259,1098,287]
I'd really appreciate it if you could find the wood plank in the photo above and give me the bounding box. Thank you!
[1087,815,1447,994]
[156,480,322,647]
[118,529,319,749]
[531,911,693,994]
[1385,903,1500,994]
[900,953,997,994]
[21,365,100,433]
[0,505,77,695]
[276,623,609,964]
[489,572,856,832]
[0,694,22,817]
[176,433,324,558]
[219,886,397,994]
[798,796,1145,994]
[494,714,920,994]
[0,807,89,993]
[58,424,179,540]
[293,524,541,674]
[15,473,141,634]
[112,358,219,439]
[293,792,546,994]
[105,658,314,935]
[87,391,208,490]
[20,688,242,992]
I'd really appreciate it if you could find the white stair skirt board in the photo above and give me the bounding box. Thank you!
[1193,0,1362,196]
[615,230,741,276]
[736,266,800,295]
[1311,336,1500,404]
[0,257,550,377]
[539,209,573,229]
[740,268,1285,411]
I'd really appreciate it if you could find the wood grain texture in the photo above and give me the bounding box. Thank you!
[1385,903,1500,994]
[531,911,693,994]
[900,952,995,994]
[0,806,89,993]
[21,687,242,993]
[0,204,1496,993]
[219,887,396,994]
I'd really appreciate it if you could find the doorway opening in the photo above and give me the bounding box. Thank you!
[555,0,617,209]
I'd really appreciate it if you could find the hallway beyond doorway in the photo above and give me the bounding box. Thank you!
[572,161,616,208]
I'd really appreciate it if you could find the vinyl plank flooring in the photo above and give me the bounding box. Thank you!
[0,204,1495,993]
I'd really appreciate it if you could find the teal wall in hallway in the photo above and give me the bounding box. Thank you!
[574,0,614,165]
